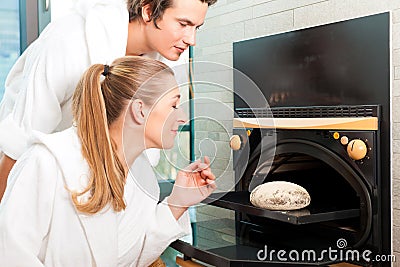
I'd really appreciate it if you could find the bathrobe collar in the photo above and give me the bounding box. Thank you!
[75,0,129,65]
[31,127,118,267]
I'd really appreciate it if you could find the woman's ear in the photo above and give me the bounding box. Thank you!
[141,4,152,23]
[130,99,146,125]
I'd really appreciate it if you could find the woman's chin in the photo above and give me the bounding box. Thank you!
[161,143,174,150]
[159,135,176,149]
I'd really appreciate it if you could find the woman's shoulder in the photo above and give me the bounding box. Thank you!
[9,128,87,188]
[30,127,79,150]
[5,142,60,198]
[14,131,68,175]
[26,128,82,167]
[17,142,57,166]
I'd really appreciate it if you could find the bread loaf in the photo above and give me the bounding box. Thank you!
[250,181,311,210]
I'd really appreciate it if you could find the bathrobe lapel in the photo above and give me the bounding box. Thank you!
[33,128,118,267]
[59,132,118,267]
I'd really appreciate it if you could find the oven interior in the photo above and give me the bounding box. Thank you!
[238,151,364,250]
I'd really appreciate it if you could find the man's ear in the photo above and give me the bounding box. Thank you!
[130,99,146,125]
[141,4,152,23]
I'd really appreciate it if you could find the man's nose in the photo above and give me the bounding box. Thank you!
[183,28,196,47]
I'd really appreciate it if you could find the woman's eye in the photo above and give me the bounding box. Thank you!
[196,25,202,31]
[172,106,178,110]
[179,22,187,27]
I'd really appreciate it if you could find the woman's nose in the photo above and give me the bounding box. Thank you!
[178,108,188,124]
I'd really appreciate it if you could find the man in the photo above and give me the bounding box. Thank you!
[0,0,217,200]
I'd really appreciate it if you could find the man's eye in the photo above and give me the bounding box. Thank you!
[172,106,178,110]
[179,22,187,27]
[196,25,202,31]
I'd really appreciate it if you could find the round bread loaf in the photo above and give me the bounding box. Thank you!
[250,181,311,210]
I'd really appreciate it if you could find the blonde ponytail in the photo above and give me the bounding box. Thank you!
[72,56,173,214]
[72,64,126,213]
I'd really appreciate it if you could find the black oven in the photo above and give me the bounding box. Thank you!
[172,105,384,266]
[171,12,390,267]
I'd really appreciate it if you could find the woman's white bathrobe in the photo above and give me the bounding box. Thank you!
[0,128,191,267]
[0,0,162,160]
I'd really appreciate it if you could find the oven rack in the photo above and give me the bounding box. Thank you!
[202,191,360,225]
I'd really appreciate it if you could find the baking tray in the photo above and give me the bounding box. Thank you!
[202,191,360,225]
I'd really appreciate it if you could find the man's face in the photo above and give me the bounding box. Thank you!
[145,0,209,61]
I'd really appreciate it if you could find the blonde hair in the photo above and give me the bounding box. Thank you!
[72,56,173,214]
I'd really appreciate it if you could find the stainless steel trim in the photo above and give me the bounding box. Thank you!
[233,117,378,130]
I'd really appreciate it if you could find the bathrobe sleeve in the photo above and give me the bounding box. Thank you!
[136,198,192,267]
[0,145,58,266]
[0,30,80,160]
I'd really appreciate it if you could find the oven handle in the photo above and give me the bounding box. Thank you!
[176,256,206,267]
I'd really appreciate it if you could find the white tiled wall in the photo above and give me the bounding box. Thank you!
[193,0,400,264]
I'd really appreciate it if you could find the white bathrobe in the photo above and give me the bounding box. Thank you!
[0,127,191,267]
[0,0,162,160]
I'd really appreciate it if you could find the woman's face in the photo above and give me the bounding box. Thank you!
[144,82,187,149]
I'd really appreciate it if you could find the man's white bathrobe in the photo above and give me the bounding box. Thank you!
[0,0,136,159]
[0,128,191,267]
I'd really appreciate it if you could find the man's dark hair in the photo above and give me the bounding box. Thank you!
[128,0,217,27]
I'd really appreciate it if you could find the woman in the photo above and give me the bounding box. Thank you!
[0,56,216,267]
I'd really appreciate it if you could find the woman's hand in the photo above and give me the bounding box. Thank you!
[168,156,217,210]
